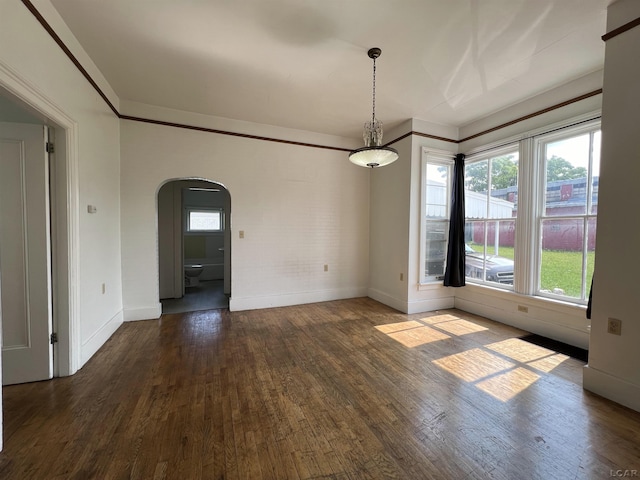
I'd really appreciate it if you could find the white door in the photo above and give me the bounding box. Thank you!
[0,123,53,385]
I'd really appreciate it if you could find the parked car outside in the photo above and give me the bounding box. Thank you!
[465,244,514,285]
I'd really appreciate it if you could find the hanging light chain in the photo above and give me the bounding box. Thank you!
[371,54,377,125]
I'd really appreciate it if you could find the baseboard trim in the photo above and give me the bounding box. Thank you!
[583,365,640,413]
[367,288,407,313]
[123,304,162,322]
[80,310,123,366]
[455,296,590,349]
[229,287,368,312]
[406,296,455,314]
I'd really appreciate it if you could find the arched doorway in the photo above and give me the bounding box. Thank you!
[157,179,231,313]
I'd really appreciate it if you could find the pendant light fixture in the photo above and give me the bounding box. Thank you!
[349,47,399,168]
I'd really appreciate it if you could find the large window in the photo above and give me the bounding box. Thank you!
[421,152,453,283]
[464,147,519,287]
[420,118,600,307]
[536,127,600,302]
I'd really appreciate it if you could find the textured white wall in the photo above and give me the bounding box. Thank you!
[584,0,640,412]
[120,115,370,317]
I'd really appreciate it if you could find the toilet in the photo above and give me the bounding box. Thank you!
[184,264,204,287]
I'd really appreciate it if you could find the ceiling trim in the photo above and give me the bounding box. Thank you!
[119,115,351,152]
[602,16,640,41]
[458,89,603,143]
[385,131,458,146]
[22,0,603,154]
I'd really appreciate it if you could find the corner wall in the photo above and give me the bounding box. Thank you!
[583,0,640,412]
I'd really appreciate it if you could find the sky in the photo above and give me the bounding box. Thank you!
[546,131,601,176]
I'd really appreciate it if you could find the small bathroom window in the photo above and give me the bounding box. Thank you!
[186,208,223,232]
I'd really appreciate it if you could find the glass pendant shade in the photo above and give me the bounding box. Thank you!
[349,48,398,168]
[349,146,399,168]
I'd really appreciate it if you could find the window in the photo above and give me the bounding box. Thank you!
[421,152,453,283]
[419,117,600,306]
[464,147,519,287]
[536,127,600,302]
[186,208,223,232]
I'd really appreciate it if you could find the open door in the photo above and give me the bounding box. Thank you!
[0,123,53,385]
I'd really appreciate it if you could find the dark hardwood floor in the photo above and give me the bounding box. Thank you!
[1,298,639,479]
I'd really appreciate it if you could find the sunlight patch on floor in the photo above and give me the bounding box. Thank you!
[486,338,569,373]
[434,319,488,336]
[476,367,541,402]
[527,353,570,373]
[486,338,554,363]
[375,314,486,349]
[433,348,515,382]
[376,314,570,402]
[375,320,425,334]
[375,320,452,348]
[419,313,462,325]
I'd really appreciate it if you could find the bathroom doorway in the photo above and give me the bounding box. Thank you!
[157,179,231,313]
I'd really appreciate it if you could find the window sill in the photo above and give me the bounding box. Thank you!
[417,281,445,291]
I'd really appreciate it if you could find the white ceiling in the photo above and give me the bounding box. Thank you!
[49,0,611,139]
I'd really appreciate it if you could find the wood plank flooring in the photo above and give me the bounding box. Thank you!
[1,297,639,479]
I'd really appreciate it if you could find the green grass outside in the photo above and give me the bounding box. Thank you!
[468,243,594,298]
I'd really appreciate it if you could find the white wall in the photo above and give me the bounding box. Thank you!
[0,1,123,365]
[120,107,370,317]
[367,132,412,312]
[583,0,640,412]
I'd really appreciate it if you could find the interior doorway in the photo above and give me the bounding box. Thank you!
[157,179,231,313]
[0,83,77,385]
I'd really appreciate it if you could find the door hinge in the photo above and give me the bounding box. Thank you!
[46,142,54,153]
[50,332,58,344]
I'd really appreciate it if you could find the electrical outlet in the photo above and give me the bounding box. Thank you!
[239,230,244,239]
[324,264,328,272]
[518,305,528,313]
[400,273,404,281]
[607,318,622,336]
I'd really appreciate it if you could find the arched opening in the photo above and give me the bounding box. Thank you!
[157,179,231,313]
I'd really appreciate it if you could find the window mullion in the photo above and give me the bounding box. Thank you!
[514,137,537,295]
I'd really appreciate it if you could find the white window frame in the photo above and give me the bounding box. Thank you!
[533,121,600,304]
[185,207,224,233]
[449,113,601,307]
[420,149,455,284]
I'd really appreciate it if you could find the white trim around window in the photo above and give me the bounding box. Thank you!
[420,149,455,284]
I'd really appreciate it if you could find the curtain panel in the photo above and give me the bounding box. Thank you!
[444,154,466,287]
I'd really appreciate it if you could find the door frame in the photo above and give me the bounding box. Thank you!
[0,61,81,380]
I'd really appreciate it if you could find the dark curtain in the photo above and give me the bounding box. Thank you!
[444,154,466,287]
[586,278,593,319]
